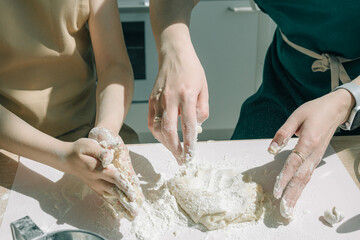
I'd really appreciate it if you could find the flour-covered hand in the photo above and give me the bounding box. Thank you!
[148,46,208,165]
[268,89,355,219]
[89,127,144,219]
[61,138,139,217]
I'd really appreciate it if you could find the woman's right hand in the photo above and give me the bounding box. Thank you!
[61,138,140,218]
[148,45,209,165]
[148,0,206,164]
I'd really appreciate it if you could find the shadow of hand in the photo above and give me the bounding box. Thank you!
[242,150,326,228]
[336,214,360,233]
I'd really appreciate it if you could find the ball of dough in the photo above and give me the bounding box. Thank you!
[168,168,264,230]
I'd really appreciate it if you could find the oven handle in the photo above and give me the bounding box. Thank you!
[227,6,258,13]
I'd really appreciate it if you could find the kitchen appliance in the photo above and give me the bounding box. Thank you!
[118,0,157,103]
[11,216,106,240]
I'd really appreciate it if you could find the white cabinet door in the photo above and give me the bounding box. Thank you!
[190,1,259,140]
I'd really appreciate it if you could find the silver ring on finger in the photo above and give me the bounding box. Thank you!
[153,116,162,122]
[292,150,306,164]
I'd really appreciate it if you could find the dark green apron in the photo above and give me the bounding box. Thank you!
[232,0,360,139]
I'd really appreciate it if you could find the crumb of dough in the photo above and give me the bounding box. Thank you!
[196,123,203,134]
[323,207,344,226]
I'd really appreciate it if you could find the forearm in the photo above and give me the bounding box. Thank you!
[0,105,69,171]
[95,64,134,133]
[89,0,135,133]
[150,0,199,62]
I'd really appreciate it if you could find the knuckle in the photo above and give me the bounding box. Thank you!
[161,91,171,103]
[301,135,320,150]
[182,121,195,131]
[294,170,312,187]
[86,162,97,173]
[183,140,193,148]
[197,108,209,121]
[148,94,157,103]
[303,173,312,185]
[162,126,177,138]
[299,140,311,150]
[110,175,119,184]
[276,128,290,140]
[153,123,161,132]
[179,88,196,102]
[308,135,321,147]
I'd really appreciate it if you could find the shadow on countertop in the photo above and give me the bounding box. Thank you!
[242,149,327,228]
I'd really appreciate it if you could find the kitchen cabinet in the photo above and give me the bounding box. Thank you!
[124,1,275,142]
[190,0,258,140]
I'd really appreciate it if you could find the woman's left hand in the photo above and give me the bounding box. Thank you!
[268,88,355,219]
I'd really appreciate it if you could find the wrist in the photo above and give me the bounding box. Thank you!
[158,24,194,63]
[331,88,356,124]
[51,141,73,173]
[92,124,120,136]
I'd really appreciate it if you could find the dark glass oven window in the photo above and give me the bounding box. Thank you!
[122,21,146,80]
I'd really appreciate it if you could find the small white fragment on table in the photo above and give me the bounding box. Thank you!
[323,207,344,226]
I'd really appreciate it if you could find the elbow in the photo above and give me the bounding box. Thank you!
[97,61,134,86]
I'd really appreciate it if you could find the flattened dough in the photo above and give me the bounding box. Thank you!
[168,168,264,230]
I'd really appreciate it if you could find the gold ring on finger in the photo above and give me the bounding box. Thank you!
[292,150,306,163]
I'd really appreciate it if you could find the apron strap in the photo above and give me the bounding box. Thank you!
[280,30,358,90]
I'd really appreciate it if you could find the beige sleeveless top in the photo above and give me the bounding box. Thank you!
[0,0,96,141]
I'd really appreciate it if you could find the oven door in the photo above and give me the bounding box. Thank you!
[119,7,158,103]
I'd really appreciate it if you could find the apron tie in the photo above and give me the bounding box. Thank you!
[280,30,357,90]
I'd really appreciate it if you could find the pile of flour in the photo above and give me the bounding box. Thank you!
[130,173,196,240]
[53,155,306,240]
[129,163,276,240]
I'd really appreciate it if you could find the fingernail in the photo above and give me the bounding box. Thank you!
[273,175,283,199]
[268,142,281,155]
[280,198,294,220]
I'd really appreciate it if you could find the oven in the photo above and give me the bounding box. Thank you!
[118,0,157,103]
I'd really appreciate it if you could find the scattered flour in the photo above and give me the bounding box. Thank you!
[39,149,318,240]
[131,174,191,240]
[1,193,9,201]
[130,163,278,240]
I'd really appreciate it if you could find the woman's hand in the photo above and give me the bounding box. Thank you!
[148,47,209,165]
[268,89,355,219]
[149,0,207,165]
